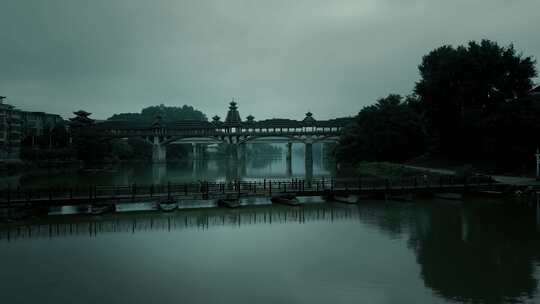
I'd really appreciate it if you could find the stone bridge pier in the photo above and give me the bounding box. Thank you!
[305,141,313,183]
[286,142,293,176]
[152,136,167,163]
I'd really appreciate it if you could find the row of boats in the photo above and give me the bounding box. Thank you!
[46,191,467,217]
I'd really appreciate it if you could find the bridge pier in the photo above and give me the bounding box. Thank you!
[286,142,292,176]
[192,143,205,159]
[152,137,167,163]
[238,143,247,176]
[305,142,313,183]
[152,163,167,184]
[238,143,246,163]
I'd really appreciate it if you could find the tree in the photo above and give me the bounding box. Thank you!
[414,40,537,159]
[108,104,207,122]
[336,94,426,163]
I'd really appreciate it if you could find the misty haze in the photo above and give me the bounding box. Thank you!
[1,1,540,304]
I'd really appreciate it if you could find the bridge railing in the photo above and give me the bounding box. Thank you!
[0,174,496,207]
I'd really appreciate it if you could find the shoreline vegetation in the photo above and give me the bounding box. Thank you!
[336,40,539,177]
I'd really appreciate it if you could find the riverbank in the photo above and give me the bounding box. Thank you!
[355,161,454,179]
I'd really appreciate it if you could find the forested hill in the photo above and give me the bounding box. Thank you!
[107,104,207,122]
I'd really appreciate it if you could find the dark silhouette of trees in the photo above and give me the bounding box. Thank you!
[415,40,537,162]
[336,94,426,163]
[108,104,207,122]
[337,40,538,172]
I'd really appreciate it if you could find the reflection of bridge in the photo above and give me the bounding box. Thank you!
[0,204,360,241]
[70,101,353,176]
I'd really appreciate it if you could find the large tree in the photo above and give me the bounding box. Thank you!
[414,40,537,159]
[336,94,426,163]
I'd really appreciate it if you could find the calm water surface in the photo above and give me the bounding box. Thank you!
[1,151,540,303]
[1,201,539,304]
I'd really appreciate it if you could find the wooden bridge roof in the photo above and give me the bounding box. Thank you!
[92,116,354,131]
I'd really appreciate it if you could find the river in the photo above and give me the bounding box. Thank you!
[0,148,539,303]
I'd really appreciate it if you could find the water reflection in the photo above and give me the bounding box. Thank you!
[1,199,539,303]
[354,202,540,303]
[1,143,334,189]
[0,204,359,241]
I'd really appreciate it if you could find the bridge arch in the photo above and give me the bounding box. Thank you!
[237,135,305,145]
[162,136,224,146]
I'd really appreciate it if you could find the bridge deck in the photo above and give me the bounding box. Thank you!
[0,177,515,208]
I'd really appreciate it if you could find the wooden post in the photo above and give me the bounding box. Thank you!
[70,188,73,200]
[150,185,154,197]
[184,184,188,196]
[269,181,272,196]
[167,182,171,199]
[7,186,10,206]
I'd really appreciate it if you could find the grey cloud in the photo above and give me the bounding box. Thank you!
[0,0,538,120]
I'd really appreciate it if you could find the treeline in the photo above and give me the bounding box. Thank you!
[108,104,207,122]
[76,105,208,163]
[336,40,539,173]
[20,122,73,161]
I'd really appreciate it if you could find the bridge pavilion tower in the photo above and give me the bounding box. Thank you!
[303,111,315,183]
[224,100,246,164]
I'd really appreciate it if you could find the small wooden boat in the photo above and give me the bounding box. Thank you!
[271,194,300,206]
[386,193,413,202]
[323,193,358,204]
[90,204,114,215]
[159,198,178,212]
[217,198,241,208]
[434,192,463,200]
[475,190,505,198]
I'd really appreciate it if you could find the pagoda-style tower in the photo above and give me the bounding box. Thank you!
[69,110,94,128]
[302,111,316,124]
[225,100,242,125]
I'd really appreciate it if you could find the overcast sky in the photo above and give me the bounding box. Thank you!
[1,0,539,120]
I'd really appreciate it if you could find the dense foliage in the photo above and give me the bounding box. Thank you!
[336,94,426,162]
[415,40,537,160]
[21,122,73,161]
[108,104,207,122]
[75,104,207,162]
[338,40,538,172]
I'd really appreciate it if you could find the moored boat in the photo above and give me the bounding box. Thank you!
[217,198,241,208]
[386,193,414,202]
[90,204,114,215]
[159,198,178,212]
[324,193,358,204]
[271,194,300,206]
[434,192,463,200]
